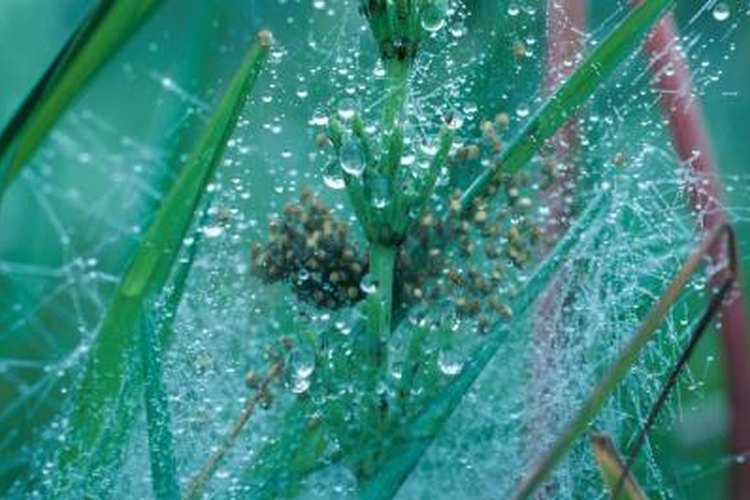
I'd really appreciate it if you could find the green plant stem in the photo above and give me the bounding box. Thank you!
[365,243,397,375]
[511,224,735,499]
[383,59,409,134]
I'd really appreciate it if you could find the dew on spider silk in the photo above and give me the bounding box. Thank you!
[322,159,345,190]
[507,3,521,16]
[713,2,731,22]
[339,138,365,176]
[337,98,357,121]
[202,225,225,238]
[420,1,447,33]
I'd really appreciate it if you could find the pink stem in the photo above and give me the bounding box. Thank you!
[527,0,587,491]
[635,9,750,498]
[542,0,587,240]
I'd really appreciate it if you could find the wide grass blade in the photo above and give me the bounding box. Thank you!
[590,433,648,500]
[458,0,676,211]
[0,0,166,200]
[53,31,271,496]
[511,225,737,499]
[356,192,610,499]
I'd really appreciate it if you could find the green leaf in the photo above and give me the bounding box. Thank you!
[52,31,271,496]
[459,0,676,211]
[0,0,166,200]
[590,433,648,500]
[357,192,611,499]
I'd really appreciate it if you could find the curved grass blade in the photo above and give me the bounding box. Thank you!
[141,312,180,500]
[53,31,271,496]
[0,0,165,200]
[511,225,738,499]
[356,192,610,500]
[590,433,648,500]
[458,0,676,211]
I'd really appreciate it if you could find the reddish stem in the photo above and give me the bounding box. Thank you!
[542,0,587,240]
[635,8,750,498]
[527,0,587,492]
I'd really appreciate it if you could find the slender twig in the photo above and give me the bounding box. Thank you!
[512,224,736,499]
[632,8,750,497]
[613,276,734,498]
[184,359,284,500]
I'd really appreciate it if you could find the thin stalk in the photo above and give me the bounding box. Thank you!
[184,359,284,500]
[613,277,734,498]
[364,243,398,378]
[511,225,736,499]
[632,8,750,497]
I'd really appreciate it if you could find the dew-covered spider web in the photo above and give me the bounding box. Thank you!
[1,0,750,498]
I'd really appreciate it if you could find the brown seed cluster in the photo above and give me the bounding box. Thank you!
[251,190,368,309]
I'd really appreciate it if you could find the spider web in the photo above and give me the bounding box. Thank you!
[1,1,749,498]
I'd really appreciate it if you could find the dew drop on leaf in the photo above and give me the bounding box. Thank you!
[339,139,365,176]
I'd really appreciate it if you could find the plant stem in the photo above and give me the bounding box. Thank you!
[383,59,409,134]
[366,243,397,369]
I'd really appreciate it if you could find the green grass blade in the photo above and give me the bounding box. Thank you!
[141,313,180,500]
[511,225,734,499]
[357,192,611,499]
[53,31,271,496]
[0,0,166,200]
[458,0,676,211]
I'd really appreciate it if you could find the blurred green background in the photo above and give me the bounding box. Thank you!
[0,1,749,497]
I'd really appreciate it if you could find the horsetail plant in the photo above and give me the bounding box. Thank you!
[0,0,748,499]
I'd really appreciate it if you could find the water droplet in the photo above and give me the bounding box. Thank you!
[360,274,378,295]
[507,3,520,16]
[437,348,463,376]
[296,85,309,99]
[322,159,345,190]
[337,98,357,121]
[313,0,326,10]
[203,226,224,238]
[445,109,464,130]
[340,139,365,176]
[712,2,730,22]
[370,175,392,209]
[515,104,530,118]
[421,2,447,32]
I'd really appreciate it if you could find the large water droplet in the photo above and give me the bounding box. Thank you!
[340,139,365,176]
[322,159,345,190]
[360,274,378,295]
[421,3,447,32]
[712,2,730,22]
[337,98,357,121]
[437,348,463,376]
